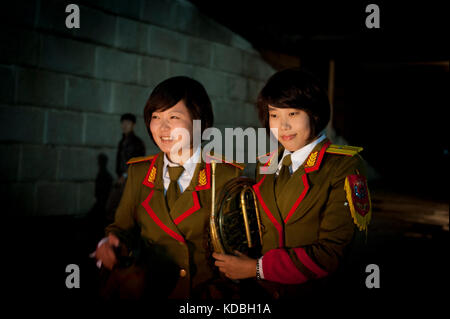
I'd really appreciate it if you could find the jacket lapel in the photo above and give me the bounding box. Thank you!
[253,149,285,247]
[282,139,332,225]
[140,152,186,243]
[255,139,333,246]
[168,159,208,226]
[277,164,309,222]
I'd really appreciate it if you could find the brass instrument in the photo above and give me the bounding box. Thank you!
[210,161,263,258]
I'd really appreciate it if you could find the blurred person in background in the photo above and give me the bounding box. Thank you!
[105,113,146,222]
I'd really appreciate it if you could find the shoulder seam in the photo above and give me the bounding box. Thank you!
[127,154,156,165]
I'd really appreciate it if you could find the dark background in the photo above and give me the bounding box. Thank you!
[1,0,448,310]
[192,0,449,199]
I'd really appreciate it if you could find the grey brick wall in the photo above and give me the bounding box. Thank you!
[0,0,274,216]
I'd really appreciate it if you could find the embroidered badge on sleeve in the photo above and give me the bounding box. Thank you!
[344,174,372,232]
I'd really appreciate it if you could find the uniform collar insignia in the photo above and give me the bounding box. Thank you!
[147,166,157,184]
[305,151,319,168]
[142,154,159,188]
[198,168,207,187]
[304,140,331,173]
[195,163,211,191]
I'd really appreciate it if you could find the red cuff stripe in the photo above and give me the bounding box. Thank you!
[262,249,308,284]
[295,247,328,278]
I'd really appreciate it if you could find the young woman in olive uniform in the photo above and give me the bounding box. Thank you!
[213,68,371,298]
[95,77,243,299]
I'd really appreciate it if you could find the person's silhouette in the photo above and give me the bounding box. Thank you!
[87,153,113,243]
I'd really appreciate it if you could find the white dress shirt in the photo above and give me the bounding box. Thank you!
[163,146,201,193]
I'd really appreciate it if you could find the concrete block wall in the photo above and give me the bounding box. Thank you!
[0,0,275,216]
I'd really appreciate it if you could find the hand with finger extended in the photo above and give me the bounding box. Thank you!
[212,251,257,280]
[95,233,120,270]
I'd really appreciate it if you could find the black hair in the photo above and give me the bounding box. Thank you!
[256,68,330,141]
[120,113,136,123]
[143,76,214,143]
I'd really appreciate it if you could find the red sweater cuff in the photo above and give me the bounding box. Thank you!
[262,248,328,284]
[262,249,308,284]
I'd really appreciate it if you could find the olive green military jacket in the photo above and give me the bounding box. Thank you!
[105,150,242,299]
[253,138,371,298]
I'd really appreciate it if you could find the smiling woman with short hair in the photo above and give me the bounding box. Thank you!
[213,68,372,299]
[95,76,242,299]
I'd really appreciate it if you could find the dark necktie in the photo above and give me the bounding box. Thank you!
[275,154,292,199]
[166,166,185,210]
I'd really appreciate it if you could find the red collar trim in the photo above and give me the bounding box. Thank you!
[195,163,211,191]
[141,190,185,244]
[142,154,159,188]
[253,177,284,248]
[173,191,201,225]
[304,140,331,173]
[284,174,310,224]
